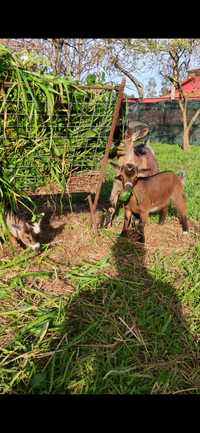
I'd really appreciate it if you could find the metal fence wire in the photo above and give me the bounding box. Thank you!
[0,84,120,193]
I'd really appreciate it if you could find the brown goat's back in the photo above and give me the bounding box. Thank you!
[133,172,184,208]
[125,171,187,224]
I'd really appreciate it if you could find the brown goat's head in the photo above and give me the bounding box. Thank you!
[116,164,138,190]
[116,163,150,190]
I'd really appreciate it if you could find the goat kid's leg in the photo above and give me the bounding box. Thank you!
[105,179,123,228]
[159,206,168,225]
[104,207,115,228]
[105,179,123,227]
[172,193,189,234]
[121,208,132,237]
[137,211,148,243]
[178,213,189,233]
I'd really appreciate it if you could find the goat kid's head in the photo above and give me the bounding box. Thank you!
[116,163,151,190]
[116,163,139,190]
[9,212,45,251]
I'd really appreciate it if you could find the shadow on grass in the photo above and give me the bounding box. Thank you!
[8,170,200,393]
[21,227,200,395]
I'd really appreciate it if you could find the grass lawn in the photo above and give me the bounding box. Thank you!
[1,142,200,394]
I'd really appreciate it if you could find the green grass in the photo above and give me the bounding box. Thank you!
[1,142,200,394]
[153,143,200,220]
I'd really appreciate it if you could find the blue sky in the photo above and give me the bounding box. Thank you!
[110,62,163,97]
[127,70,162,96]
[109,52,200,97]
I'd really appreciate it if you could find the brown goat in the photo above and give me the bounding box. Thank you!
[105,130,159,227]
[117,164,189,242]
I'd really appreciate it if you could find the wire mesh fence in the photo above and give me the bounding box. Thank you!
[0,84,119,193]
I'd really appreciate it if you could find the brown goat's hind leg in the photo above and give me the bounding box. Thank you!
[159,206,168,225]
[172,194,189,233]
[179,215,189,233]
[137,212,148,243]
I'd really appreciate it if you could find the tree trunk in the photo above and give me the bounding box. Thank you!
[182,126,190,151]
[179,99,190,151]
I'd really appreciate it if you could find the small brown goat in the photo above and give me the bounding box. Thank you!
[117,164,189,242]
[105,131,159,227]
[4,210,44,251]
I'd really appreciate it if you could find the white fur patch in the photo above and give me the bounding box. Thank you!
[32,213,44,234]
[183,231,189,235]
[150,207,159,213]
[32,222,41,234]
[31,242,40,251]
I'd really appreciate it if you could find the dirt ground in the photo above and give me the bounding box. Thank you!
[42,211,199,259]
[1,207,199,259]
[1,190,200,295]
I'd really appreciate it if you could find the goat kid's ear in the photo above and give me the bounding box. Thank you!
[115,174,123,182]
[110,161,120,169]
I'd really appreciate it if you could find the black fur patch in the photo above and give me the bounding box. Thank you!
[134,143,147,156]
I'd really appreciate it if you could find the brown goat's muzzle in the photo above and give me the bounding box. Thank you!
[123,164,138,190]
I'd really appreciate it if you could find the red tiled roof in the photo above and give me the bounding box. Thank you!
[126,96,200,103]
[125,71,200,103]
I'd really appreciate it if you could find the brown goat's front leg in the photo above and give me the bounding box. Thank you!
[105,179,123,228]
[104,207,116,228]
[159,206,168,225]
[121,208,132,236]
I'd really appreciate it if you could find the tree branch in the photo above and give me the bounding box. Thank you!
[188,107,200,130]
[112,58,144,99]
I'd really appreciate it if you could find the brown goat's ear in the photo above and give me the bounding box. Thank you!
[115,174,123,182]
[110,161,120,170]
